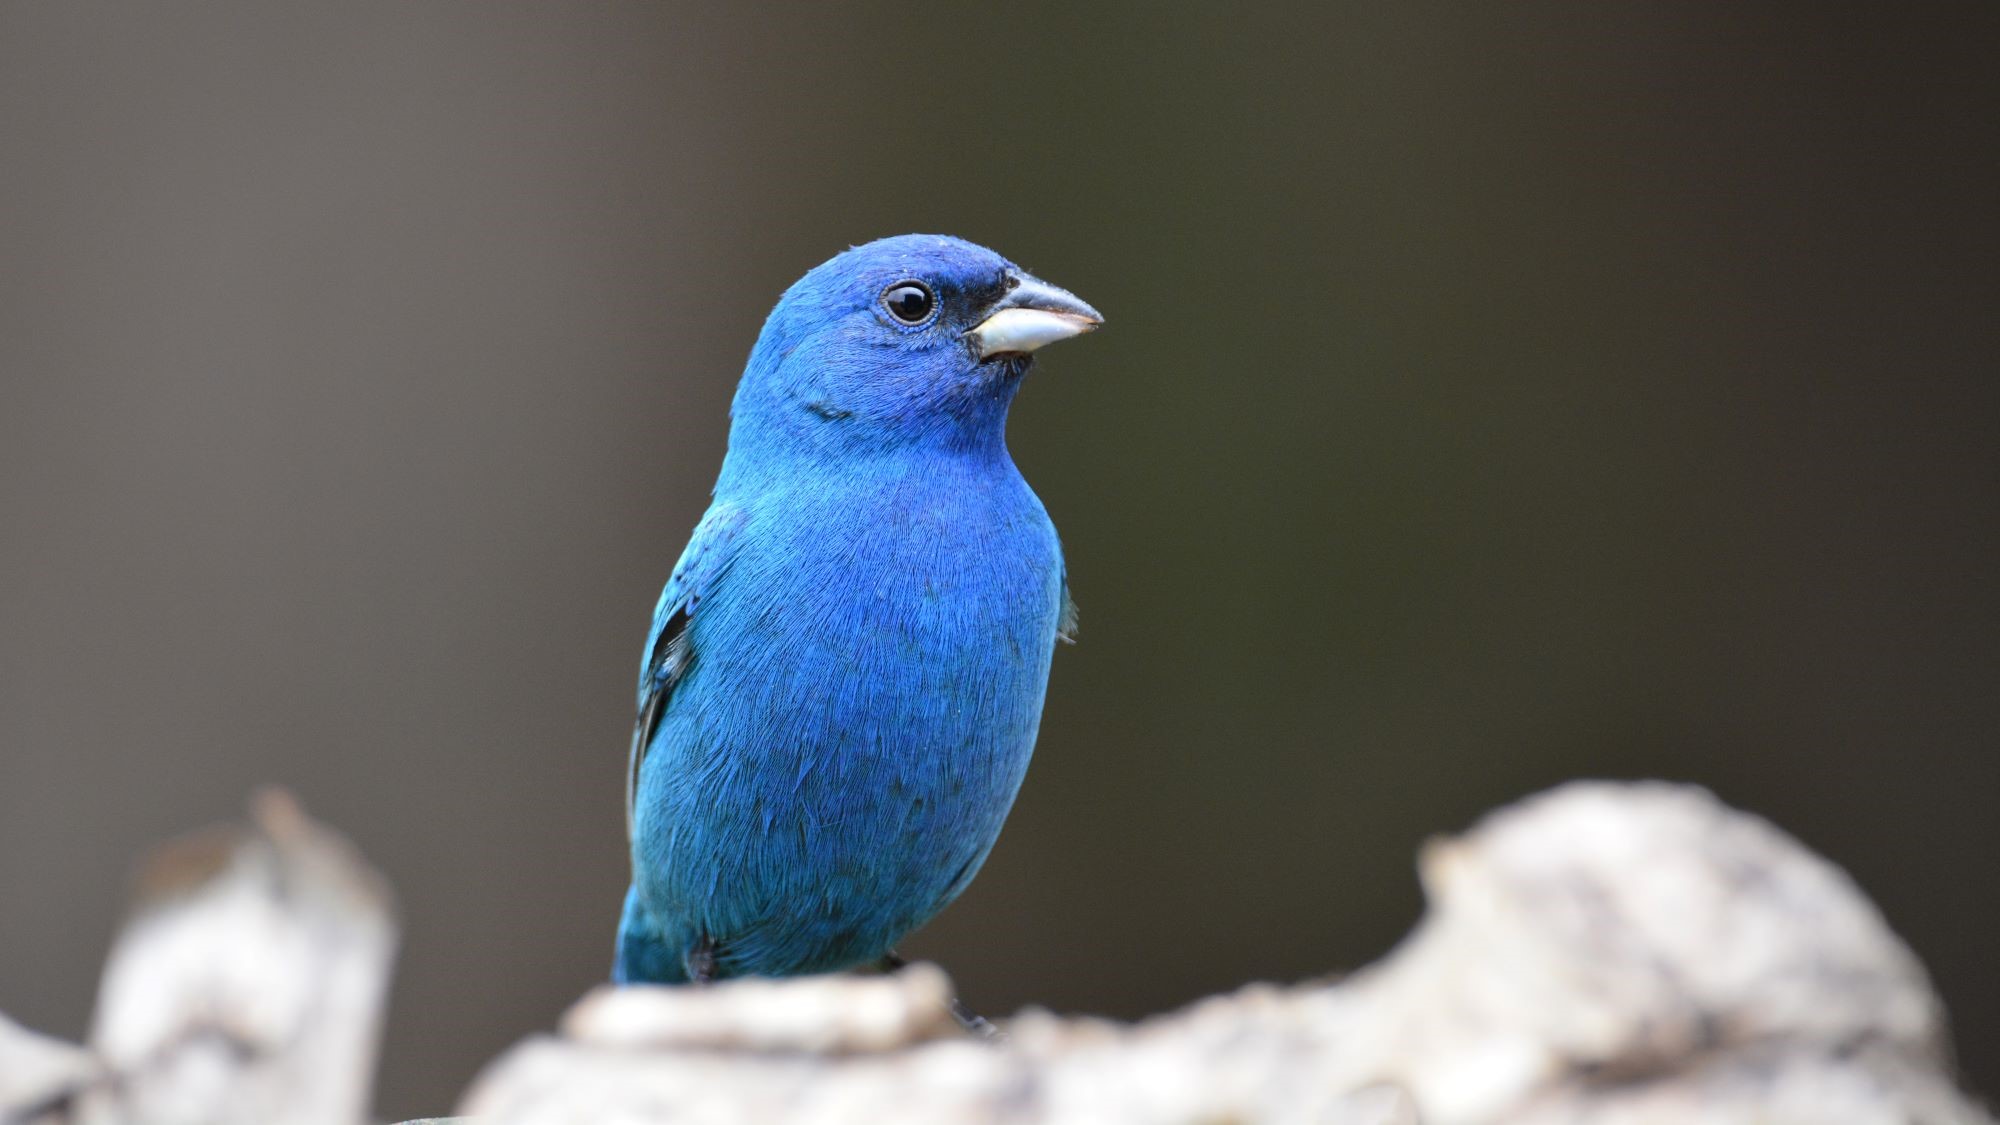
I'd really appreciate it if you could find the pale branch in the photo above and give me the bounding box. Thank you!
[0,783,1987,1124]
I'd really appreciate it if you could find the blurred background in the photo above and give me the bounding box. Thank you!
[1,3,1994,1117]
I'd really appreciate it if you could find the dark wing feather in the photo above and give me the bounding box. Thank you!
[626,502,747,835]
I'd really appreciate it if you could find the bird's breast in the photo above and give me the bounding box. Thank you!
[695,468,1064,752]
[781,475,1057,662]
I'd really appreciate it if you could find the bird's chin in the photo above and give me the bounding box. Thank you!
[969,348,1035,381]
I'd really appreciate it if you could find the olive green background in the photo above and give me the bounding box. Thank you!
[2,4,1993,1117]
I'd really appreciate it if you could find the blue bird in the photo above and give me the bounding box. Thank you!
[616,234,1101,992]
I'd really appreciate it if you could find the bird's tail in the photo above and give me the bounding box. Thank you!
[612,883,688,984]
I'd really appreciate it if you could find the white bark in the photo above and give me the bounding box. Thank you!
[0,1012,102,1124]
[0,790,398,1125]
[0,781,1986,1124]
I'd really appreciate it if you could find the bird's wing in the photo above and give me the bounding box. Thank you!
[627,501,749,835]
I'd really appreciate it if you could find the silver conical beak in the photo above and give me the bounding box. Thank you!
[967,272,1103,359]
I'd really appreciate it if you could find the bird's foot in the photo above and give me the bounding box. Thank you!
[684,935,719,983]
[949,997,1001,1040]
[876,951,1004,1041]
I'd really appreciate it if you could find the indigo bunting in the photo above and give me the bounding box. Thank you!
[616,235,1101,987]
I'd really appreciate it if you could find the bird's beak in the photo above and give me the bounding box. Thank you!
[967,272,1103,360]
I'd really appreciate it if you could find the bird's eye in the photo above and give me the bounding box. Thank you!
[881,281,935,325]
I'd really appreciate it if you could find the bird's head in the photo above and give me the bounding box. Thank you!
[726,234,1101,463]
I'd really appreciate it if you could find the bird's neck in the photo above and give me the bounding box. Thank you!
[715,371,1024,494]
[713,408,1020,499]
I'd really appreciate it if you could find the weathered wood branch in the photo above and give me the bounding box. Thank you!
[1,790,395,1125]
[0,782,1987,1124]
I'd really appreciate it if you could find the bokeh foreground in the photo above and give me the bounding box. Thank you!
[3,783,1987,1124]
